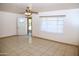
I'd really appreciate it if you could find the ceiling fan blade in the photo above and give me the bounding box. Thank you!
[20,11,25,14]
[32,11,38,14]
[25,4,38,15]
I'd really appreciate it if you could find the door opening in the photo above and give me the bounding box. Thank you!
[27,17,32,36]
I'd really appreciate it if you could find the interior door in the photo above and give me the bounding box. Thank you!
[17,17,27,35]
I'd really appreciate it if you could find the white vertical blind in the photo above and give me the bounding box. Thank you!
[40,16,65,33]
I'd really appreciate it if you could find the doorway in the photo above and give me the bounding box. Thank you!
[17,16,32,36]
[27,17,32,36]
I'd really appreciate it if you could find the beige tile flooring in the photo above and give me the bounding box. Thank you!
[0,35,78,56]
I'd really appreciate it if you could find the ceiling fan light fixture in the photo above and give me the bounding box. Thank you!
[25,6,38,16]
[24,7,32,16]
[25,12,32,16]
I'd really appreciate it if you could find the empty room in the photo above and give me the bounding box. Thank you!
[0,3,79,56]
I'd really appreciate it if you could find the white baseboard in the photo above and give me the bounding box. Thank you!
[0,35,16,38]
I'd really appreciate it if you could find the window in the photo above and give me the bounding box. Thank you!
[40,15,65,33]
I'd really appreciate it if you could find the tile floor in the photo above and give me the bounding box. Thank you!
[0,35,78,56]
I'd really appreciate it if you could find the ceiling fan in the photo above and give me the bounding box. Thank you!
[24,6,38,16]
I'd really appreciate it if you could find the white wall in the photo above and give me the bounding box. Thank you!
[32,14,39,36]
[0,11,23,38]
[32,9,79,45]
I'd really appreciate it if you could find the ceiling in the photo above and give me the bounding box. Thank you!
[0,3,79,14]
